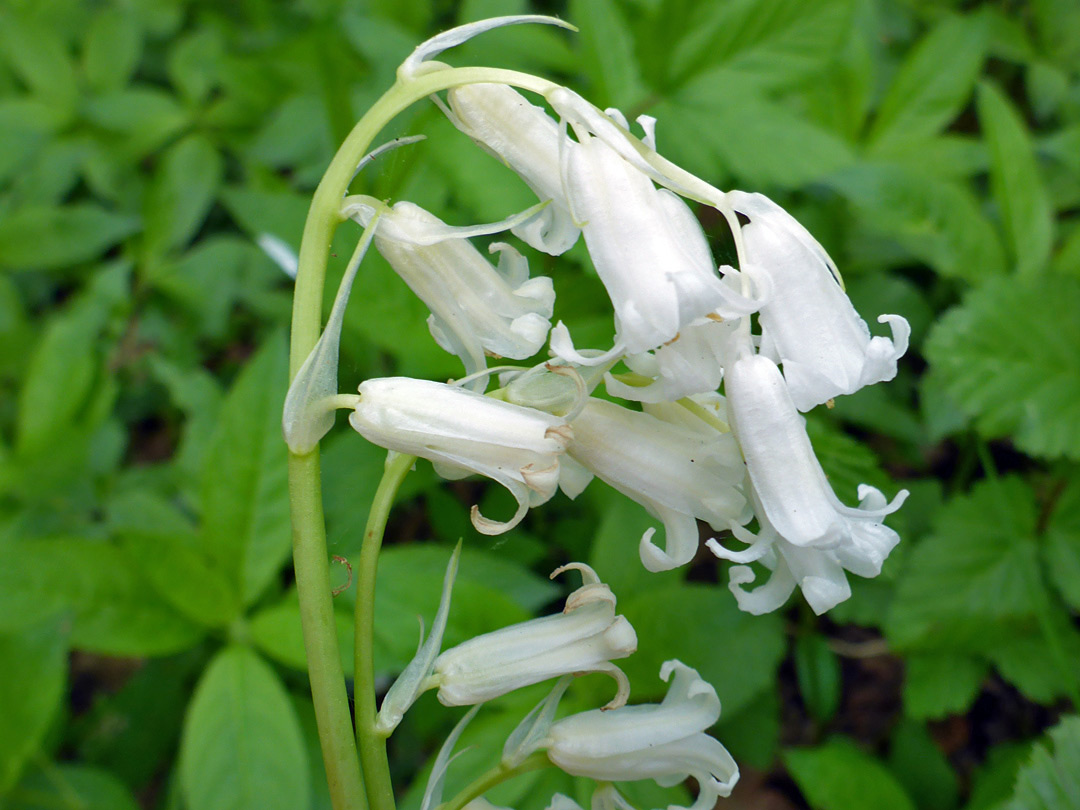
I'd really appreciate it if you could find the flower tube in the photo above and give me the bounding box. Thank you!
[544,660,739,810]
[550,132,758,365]
[730,191,909,411]
[432,563,636,708]
[447,83,580,255]
[364,201,555,380]
[562,398,749,572]
[723,352,906,554]
[348,377,571,533]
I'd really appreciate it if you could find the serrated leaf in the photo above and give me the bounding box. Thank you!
[888,477,1041,647]
[977,81,1054,275]
[0,204,139,271]
[82,7,142,93]
[1044,480,1080,610]
[829,162,1005,281]
[7,763,139,810]
[868,14,987,152]
[924,275,1080,459]
[179,646,310,810]
[0,621,68,794]
[785,738,916,810]
[986,613,1080,704]
[143,134,223,262]
[903,653,987,720]
[619,585,785,716]
[201,335,291,605]
[1005,715,1080,810]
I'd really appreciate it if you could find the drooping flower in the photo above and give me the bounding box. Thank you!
[433,563,636,708]
[543,660,739,810]
[446,83,579,255]
[346,200,555,381]
[730,191,910,411]
[716,353,905,604]
[348,377,572,534]
[549,129,758,365]
[561,398,750,572]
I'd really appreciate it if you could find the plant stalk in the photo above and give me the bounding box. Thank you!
[436,752,552,810]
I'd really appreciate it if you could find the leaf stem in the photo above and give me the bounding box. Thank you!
[436,752,552,810]
[355,451,415,810]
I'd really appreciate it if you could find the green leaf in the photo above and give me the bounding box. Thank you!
[143,134,223,262]
[903,653,987,720]
[619,585,785,716]
[249,595,355,675]
[977,81,1054,275]
[1045,480,1080,611]
[587,487,684,597]
[201,335,291,605]
[0,621,68,794]
[786,738,916,810]
[1005,715,1080,810]
[829,162,1005,281]
[7,763,139,810]
[868,14,988,152]
[986,613,1080,704]
[0,205,139,271]
[888,477,1042,647]
[179,646,310,810]
[570,0,645,109]
[82,6,142,93]
[0,12,78,116]
[887,721,959,810]
[82,87,188,157]
[924,274,1080,459]
[795,634,841,724]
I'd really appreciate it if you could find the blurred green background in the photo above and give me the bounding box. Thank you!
[1,0,1079,808]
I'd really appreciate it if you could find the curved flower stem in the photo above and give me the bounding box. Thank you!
[288,66,558,810]
[436,752,552,810]
[355,451,416,810]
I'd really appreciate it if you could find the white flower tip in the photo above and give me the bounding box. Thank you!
[549,561,601,585]
[470,498,528,535]
[256,233,298,279]
[399,15,576,79]
[597,661,632,710]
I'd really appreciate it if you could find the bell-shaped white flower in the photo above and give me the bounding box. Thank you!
[348,377,572,534]
[722,352,906,559]
[562,398,750,572]
[730,191,910,411]
[349,200,555,380]
[446,83,580,255]
[550,132,758,365]
[433,563,636,708]
[544,660,739,809]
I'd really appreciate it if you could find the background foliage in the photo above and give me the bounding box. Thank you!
[1,0,1079,808]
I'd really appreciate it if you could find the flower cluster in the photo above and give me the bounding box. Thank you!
[284,14,911,807]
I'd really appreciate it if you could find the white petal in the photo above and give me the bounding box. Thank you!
[727,563,796,616]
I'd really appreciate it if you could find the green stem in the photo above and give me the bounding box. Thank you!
[289,451,367,810]
[288,65,557,810]
[355,451,415,810]
[437,752,552,810]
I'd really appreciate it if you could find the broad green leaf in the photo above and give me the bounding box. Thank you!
[1005,715,1080,810]
[903,653,987,720]
[868,14,988,152]
[201,335,291,605]
[82,87,188,157]
[143,134,223,262]
[888,477,1042,646]
[785,738,916,810]
[7,763,139,810]
[82,6,142,93]
[924,274,1080,459]
[670,0,854,92]
[167,28,224,104]
[16,263,128,455]
[570,0,645,109]
[587,487,683,597]
[968,742,1034,810]
[110,491,240,628]
[619,585,785,716]
[0,621,68,794]
[829,162,1005,281]
[1044,480,1080,611]
[795,635,841,724]
[977,81,1054,275]
[249,596,355,675]
[0,537,202,655]
[716,686,781,770]
[0,12,78,116]
[888,721,959,810]
[0,205,139,271]
[986,612,1080,704]
[180,646,310,810]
